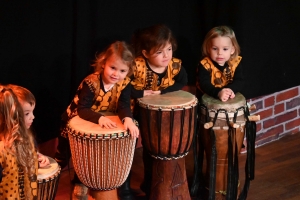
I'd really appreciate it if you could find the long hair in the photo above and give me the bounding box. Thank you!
[91,41,135,77]
[132,24,177,57]
[0,86,37,182]
[6,84,36,106]
[202,25,241,59]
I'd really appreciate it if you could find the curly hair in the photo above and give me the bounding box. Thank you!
[0,86,37,186]
[91,41,135,77]
[202,25,241,59]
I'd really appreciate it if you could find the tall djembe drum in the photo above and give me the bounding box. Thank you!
[199,93,258,200]
[138,90,198,200]
[67,115,136,200]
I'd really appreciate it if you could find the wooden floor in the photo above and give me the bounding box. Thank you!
[51,133,300,200]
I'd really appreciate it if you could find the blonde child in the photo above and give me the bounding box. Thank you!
[54,41,139,200]
[7,84,50,168]
[0,85,38,199]
[196,25,244,101]
[130,24,188,197]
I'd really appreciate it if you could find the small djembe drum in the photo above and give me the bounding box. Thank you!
[138,90,198,200]
[37,156,61,200]
[199,93,257,200]
[67,115,136,200]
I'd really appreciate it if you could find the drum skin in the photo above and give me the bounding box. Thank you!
[200,93,246,200]
[138,90,197,200]
[67,116,136,200]
[37,157,61,200]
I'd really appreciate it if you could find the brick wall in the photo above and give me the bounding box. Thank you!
[247,85,300,147]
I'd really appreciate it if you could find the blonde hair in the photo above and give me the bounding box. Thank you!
[92,41,135,77]
[0,86,37,184]
[6,84,36,106]
[202,26,241,59]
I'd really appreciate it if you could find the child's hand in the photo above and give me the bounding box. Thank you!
[38,152,50,168]
[144,90,154,96]
[98,116,117,128]
[151,90,161,95]
[123,117,139,138]
[218,88,234,102]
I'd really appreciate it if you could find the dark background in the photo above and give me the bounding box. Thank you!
[1,0,299,143]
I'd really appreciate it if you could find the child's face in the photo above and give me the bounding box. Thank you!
[209,36,235,66]
[21,101,35,129]
[143,42,173,68]
[102,54,129,85]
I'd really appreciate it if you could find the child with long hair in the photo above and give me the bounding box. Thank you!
[0,85,38,199]
[196,25,244,101]
[130,24,188,197]
[6,84,50,168]
[54,41,139,200]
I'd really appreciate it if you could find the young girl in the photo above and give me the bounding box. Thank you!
[0,85,38,199]
[196,25,244,102]
[6,84,50,168]
[54,41,139,200]
[130,24,188,197]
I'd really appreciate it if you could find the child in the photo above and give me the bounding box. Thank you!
[196,25,244,101]
[0,85,38,199]
[54,41,139,200]
[130,24,188,196]
[6,84,50,168]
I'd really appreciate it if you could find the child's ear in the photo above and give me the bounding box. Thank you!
[231,46,235,55]
[142,50,149,58]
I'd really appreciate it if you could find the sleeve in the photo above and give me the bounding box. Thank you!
[77,82,103,124]
[225,63,244,94]
[161,66,188,94]
[117,83,133,120]
[197,63,222,99]
[131,86,144,99]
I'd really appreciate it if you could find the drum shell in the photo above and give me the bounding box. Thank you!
[139,103,197,159]
[67,116,136,190]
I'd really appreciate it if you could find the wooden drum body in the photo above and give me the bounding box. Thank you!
[200,93,246,200]
[37,157,61,200]
[67,116,136,200]
[138,90,198,200]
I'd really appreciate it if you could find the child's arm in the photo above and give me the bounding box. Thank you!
[160,66,188,94]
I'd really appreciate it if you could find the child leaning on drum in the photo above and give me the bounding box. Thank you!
[54,41,139,200]
[196,25,244,101]
[130,24,188,197]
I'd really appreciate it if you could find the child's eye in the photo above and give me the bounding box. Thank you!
[224,48,228,51]
[121,69,127,73]
[156,51,162,54]
[25,112,29,116]
[168,47,172,51]
[111,66,116,70]
[212,47,217,50]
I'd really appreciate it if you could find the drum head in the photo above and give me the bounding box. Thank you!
[69,115,128,138]
[38,157,60,180]
[201,93,246,112]
[138,90,197,111]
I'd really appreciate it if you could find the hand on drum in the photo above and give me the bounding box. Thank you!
[98,116,117,128]
[143,90,161,96]
[218,88,235,102]
[123,117,139,138]
[38,152,51,168]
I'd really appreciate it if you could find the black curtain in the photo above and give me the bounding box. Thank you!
[1,0,299,142]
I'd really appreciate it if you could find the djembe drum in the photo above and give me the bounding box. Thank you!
[138,90,198,200]
[67,115,136,200]
[37,156,61,200]
[199,93,254,200]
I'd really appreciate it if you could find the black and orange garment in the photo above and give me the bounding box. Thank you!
[131,56,187,99]
[196,56,244,99]
[61,72,132,137]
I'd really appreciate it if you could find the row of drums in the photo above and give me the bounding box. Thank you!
[41,90,257,200]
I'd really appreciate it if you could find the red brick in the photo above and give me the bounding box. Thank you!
[257,125,284,140]
[256,108,273,120]
[263,118,276,129]
[256,122,262,132]
[265,96,275,107]
[286,97,300,110]
[274,103,285,115]
[275,110,298,124]
[285,118,300,130]
[276,88,299,102]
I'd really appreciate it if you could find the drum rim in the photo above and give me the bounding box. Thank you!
[37,167,61,183]
[138,98,198,111]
